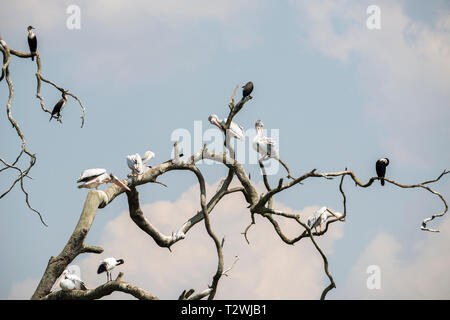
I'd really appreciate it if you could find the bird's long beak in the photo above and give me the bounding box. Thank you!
[214,119,221,129]
[327,209,343,220]
[110,174,131,192]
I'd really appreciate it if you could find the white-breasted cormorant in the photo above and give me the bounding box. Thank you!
[376,158,389,186]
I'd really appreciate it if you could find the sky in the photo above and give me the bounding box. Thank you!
[1,0,450,299]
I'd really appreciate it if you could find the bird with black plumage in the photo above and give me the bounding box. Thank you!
[242,81,253,100]
[49,91,68,122]
[376,157,389,186]
[97,257,125,282]
[27,26,37,61]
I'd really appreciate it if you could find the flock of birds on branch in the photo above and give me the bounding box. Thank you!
[55,258,124,291]
[25,25,391,194]
[24,26,391,293]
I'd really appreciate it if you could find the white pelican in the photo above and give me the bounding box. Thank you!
[208,114,244,140]
[56,269,88,291]
[127,151,155,175]
[253,120,293,178]
[27,26,37,61]
[97,257,124,282]
[77,168,131,192]
[376,158,389,186]
[307,206,343,233]
[253,120,276,159]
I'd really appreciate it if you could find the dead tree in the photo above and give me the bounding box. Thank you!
[30,87,449,300]
[0,36,85,226]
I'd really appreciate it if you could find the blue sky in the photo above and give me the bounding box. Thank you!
[1,0,450,299]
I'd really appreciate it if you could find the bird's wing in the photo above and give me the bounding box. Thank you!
[97,262,107,274]
[308,216,320,228]
[51,98,64,114]
[264,136,276,146]
[230,122,244,140]
[142,151,155,163]
[126,155,137,170]
[74,278,88,290]
[28,36,37,51]
[77,168,107,183]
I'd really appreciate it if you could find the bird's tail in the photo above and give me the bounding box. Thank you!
[31,55,34,61]
[97,264,107,274]
[381,178,385,186]
[49,114,53,122]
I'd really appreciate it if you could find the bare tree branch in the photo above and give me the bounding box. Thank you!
[29,78,448,301]
[1,36,87,226]
[42,273,159,300]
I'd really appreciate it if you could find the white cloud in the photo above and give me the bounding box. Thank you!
[340,216,450,299]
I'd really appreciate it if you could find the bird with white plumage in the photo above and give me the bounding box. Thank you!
[307,206,343,233]
[55,269,88,291]
[252,120,293,179]
[208,114,244,158]
[127,151,155,176]
[98,257,125,282]
[208,114,244,141]
[76,168,130,192]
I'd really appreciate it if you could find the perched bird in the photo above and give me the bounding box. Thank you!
[242,81,254,99]
[57,269,88,291]
[97,257,125,282]
[127,151,155,175]
[307,206,343,233]
[252,120,293,178]
[208,114,244,140]
[376,158,390,186]
[253,120,277,159]
[77,168,131,192]
[27,26,37,61]
[49,92,67,122]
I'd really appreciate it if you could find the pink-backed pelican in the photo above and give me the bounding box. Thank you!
[55,269,88,291]
[208,114,244,140]
[307,206,343,233]
[253,120,276,159]
[76,168,131,192]
[252,120,293,178]
[97,257,124,282]
[127,151,155,175]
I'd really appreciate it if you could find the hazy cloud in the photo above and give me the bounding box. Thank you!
[289,0,450,167]
[340,215,450,298]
